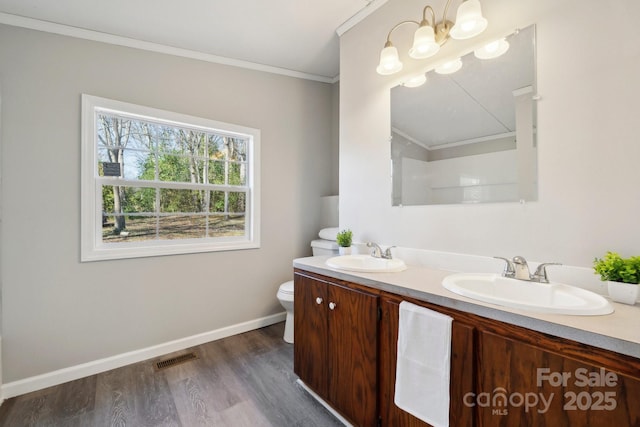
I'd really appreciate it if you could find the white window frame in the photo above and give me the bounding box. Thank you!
[81,94,260,261]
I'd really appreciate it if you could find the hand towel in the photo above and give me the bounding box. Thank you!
[394,301,453,427]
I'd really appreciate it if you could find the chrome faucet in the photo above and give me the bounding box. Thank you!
[531,262,562,283]
[367,242,395,259]
[512,255,531,280]
[494,256,562,283]
[494,256,516,278]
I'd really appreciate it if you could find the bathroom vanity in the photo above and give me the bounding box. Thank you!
[293,257,640,427]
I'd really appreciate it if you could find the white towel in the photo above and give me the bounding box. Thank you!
[394,301,452,427]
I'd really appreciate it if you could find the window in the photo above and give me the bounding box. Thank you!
[81,95,260,261]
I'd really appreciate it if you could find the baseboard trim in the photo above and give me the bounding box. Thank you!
[2,312,286,399]
[296,379,353,427]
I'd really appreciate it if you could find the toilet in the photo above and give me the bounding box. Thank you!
[277,228,340,343]
[277,280,295,343]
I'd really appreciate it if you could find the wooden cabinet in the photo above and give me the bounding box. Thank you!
[293,272,329,396]
[477,328,640,426]
[293,271,378,427]
[378,296,476,427]
[294,268,640,427]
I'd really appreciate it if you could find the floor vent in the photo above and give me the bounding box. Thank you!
[155,352,198,370]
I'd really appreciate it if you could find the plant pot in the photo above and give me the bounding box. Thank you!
[339,246,352,256]
[607,281,639,305]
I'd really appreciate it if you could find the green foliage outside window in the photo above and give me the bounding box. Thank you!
[98,115,248,241]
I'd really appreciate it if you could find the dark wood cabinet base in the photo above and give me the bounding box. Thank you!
[294,268,640,427]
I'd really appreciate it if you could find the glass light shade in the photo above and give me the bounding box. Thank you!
[434,58,463,74]
[376,45,403,75]
[474,38,509,59]
[450,0,488,40]
[403,74,427,88]
[408,25,440,59]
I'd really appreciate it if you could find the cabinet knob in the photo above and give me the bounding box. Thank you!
[329,302,337,310]
[315,297,323,305]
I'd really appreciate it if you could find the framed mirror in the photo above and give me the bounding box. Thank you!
[391,25,537,206]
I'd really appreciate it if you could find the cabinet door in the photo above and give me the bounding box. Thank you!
[378,298,476,427]
[478,330,640,427]
[294,274,329,397]
[327,284,379,427]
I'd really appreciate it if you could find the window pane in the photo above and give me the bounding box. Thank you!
[228,162,247,185]
[155,125,178,152]
[97,149,122,178]
[208,214,246,237]
[125,127,152,152]
[155,154,203,183]
[128,187,156,213]
[97,115,132,149]
[160,189,206,213]
[102,185,156,216]
[101,185,115,216]
[158,215,206,239]
[103,216,157,242]
[208,160,226,184]
[228,138,247,161]
[208,135,225,159]
[121,148,149,180]
[228,191,246,213]
[158,129,207,157]
[97,148,116,163]
[210,191,246,213]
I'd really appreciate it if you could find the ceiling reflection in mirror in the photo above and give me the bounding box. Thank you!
[391,25,537,206]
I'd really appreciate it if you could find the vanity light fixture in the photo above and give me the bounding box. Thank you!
[376,0,488,76]
[474,37,509,59]
[435,58,463,74]
[403,74,427,88]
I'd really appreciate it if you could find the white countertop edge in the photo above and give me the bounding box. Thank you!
[293,256,640,359]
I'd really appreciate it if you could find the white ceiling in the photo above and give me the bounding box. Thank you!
[0,0,383,81]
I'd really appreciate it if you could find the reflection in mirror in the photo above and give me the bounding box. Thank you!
[391,25,537,206]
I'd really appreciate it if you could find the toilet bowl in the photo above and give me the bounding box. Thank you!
[276,228,340,343]
[277,280,295,343]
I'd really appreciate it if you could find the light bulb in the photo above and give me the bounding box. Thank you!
[409,25,440,59]
[474,38,510,59]
[376,44,403,75]
[404,74,427,88]
[435,58,463,74]
[450,0,488,40]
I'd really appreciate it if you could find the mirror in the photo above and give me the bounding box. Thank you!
[391,25,537,206]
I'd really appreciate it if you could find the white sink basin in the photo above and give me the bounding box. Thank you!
[326,255,407,273]
[442,273,613,316]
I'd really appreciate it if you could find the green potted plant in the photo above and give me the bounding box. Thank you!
[336,229,353,255]
[593,252,640,305]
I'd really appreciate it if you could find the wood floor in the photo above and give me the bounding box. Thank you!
[0,322,343,427]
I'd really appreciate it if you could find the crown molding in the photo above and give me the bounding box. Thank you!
[336,0,388,37]
[0,12,335,83]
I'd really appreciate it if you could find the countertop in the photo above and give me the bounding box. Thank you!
[293,256,640,359]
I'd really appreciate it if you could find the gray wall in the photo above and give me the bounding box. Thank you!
[330,81,340,195]
[0,25,333,383]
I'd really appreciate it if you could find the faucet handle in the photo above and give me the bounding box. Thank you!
[383,246,396,259]
[366,242,383,258]
[532,262,562,283]
[494,256,516,277]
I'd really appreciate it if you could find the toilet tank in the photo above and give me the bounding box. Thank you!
[311,239,339,256]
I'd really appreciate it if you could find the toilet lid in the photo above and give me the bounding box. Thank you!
[279,280,294,295]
